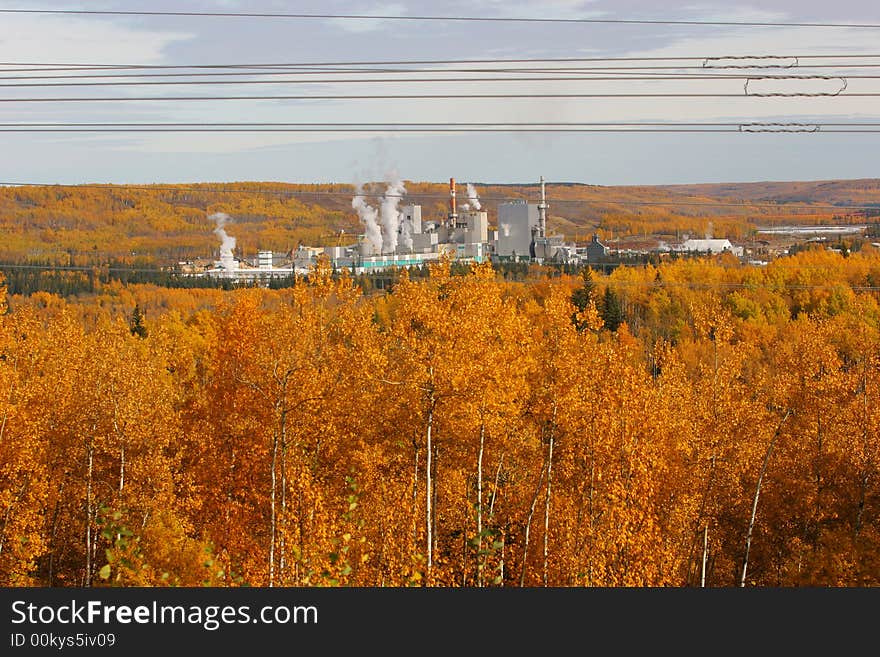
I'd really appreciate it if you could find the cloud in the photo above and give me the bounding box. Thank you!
[326,3,409,33]
[467,0,602,20]
[0,14,192,63]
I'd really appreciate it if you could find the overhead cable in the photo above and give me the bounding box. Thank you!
[1,121,879,132]
[1,8,880,29]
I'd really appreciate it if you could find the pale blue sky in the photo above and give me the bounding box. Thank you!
[1,0,879,185]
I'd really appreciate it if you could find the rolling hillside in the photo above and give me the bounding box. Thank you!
[658,178,880,207]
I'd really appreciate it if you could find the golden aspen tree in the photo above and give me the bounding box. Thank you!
[0,291,51,584]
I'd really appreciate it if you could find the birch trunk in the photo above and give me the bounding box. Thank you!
[543,433,555,587]
[741,409,791,587]
[701,525,708,587]
[279,407,288,581]
[519,463,546,587]
[269,422,279,587]
[425,392,434,581]
[84,439,94,587]
[542,403,558,587]
[476,419,485,587]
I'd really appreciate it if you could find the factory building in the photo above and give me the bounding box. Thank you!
[204,259,295,281]
[401,204,444,254]
[492,177,575,264]
[293,245,326,270]
[203,247,296,280]
[496,201,540,259]
[400,204,423,237]
[676,238,744,257]
[584,234,609,261]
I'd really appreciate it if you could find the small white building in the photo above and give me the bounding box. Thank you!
[677,238,744,257]
[257,250,273,269]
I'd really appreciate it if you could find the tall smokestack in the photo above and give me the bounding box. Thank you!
[448,177,458,228]
[537,175,547,239]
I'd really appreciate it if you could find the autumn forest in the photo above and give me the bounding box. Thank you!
[1,242,879,588]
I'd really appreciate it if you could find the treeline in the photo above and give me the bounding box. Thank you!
[1,249,879,587]
[0,258,635,298]
[0,261,263,296]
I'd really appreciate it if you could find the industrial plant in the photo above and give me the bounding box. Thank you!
[189,176,760,283]
[198,176,581,281]
[302,175,582,275]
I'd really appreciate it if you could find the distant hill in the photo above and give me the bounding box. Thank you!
[657,178,880,207]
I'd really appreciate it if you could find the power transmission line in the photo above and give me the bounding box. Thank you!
[5,63,880,79]
[5,53,880,70]
[7,92,880,103]
[0,8,879,29]
[0,121,878,133]
[11,67,775,80]
[6,73,880,88]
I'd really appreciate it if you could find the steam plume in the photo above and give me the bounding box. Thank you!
[466,183,481,210]
[380,174,406,254]
[209,212,237,271]
[352,187,382,255]
[353,175,407,255]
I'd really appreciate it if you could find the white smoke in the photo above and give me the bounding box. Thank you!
[380,174,406,254]
[705,221,714,240]
[209,212,237,271]
[352,187,382,255]
[466,183,481,210]
[352,174,408,255]
[399,211,413,251]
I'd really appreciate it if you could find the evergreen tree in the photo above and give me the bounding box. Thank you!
[570,268,596,331]
[571,268,596,312]
[600,286,624,332]
[129,304,148,338]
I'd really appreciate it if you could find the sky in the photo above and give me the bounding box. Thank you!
[1,0,880,186]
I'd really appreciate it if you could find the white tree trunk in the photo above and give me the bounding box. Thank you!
[269,427,278,587]
[701,525,708,587]
[84,439,94,587]
[425,396,434,581]
[519,463,546,587]
[476,420,485,587]
[543,433,555,587]
[741,409,791,587]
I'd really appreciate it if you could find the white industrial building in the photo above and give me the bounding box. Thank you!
[496,201,540,259]
[204,248,296,280]
[676,238,744,257]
